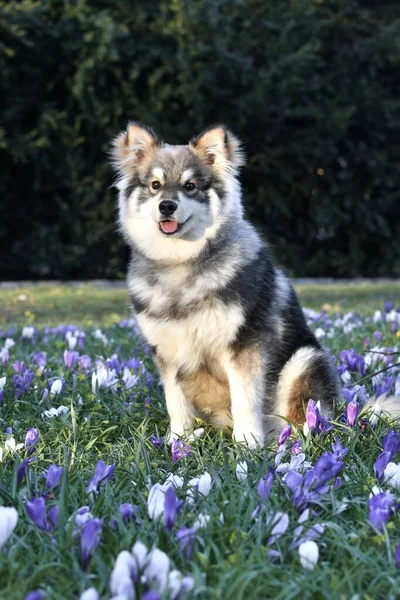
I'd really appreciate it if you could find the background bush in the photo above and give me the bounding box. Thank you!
[1,0,399,279]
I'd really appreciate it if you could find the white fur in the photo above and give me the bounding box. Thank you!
[152,168,164,182]
[180,169,193,184]
[224,355,266,447]
[362,395,400,420]
[274,346,320,417]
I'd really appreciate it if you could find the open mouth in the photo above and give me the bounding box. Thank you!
[158,217,191,236]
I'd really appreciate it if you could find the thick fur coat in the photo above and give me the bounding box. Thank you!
[111,122,341,446]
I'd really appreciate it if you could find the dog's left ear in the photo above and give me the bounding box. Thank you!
[190,126,245,172]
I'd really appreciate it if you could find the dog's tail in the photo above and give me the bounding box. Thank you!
[360,395,400,422]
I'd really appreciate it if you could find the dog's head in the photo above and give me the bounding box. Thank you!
[111,122,245,262]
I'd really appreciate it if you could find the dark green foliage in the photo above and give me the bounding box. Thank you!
[1,0,400,278]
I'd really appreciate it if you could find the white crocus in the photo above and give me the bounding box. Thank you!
[0,506,18,547]
[197,472,212,496]
[122,367,138,390]
[144,548,170,591]
[79,589,100,600]
[22,326,35,339]
[5,438,24,453]
[383,462,400,491]
[193,512,210,530]
[66,331,78,350]
[93,329,108,345]
[109,551,136,600]
[50,379,63,396]
[147,483,168,520]
[131,541,148,571]
[4,338,15,350]
[0,376,6,390]
[236,461,248,482]
[43,405,69,418]
[299,540,319,570]
[164,474,184,488]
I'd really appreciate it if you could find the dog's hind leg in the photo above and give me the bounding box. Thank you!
[274,346,339,426]
[224,346,266,447]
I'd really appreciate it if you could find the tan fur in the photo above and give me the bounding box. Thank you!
[180,366,232,427]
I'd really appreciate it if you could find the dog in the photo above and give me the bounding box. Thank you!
[111,122,342,447]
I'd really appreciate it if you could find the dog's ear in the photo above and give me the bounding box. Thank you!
[190,125,245,172]
[111,121,160,176]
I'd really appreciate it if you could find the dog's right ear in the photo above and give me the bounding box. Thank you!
[111,121,160,176]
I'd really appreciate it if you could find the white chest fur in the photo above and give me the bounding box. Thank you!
[136,298,244,372]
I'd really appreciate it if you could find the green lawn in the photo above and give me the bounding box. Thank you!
[0,284,400,599]
[1,282,400,327]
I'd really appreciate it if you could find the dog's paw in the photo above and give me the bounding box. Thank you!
[233,427,264,448]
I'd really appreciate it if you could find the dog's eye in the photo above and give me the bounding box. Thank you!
[151,181,161,191]
[184,181,195,192]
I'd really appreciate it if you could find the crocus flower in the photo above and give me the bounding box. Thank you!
[144,548,170,591]
[150,435,165,448]
[168,570,195,600]
[236,461,248,482]
[382,431,400,457]
[45,464,63,489]
[266,511,289,544]
[18,457,35,484]
[142,592,161,600]
[81,518,103,569]
[132,540,148,571]
[26,497,51,531]
[5,437,24,453]
[122,367,138,389]
[25,428,39,451]
[42,406,69,418]
[50,378,63,397]
[368,492,393,531]
[13,370,35,398]
[91,366,118,394]
[120,503,139,524]
[346,400,359,427]
[257,470,274,501]
[171,439,191,463]
[79,589,99,600]
[23,592,42,600]
[0,376,6,403]
[0,506,18,547]
[291,440,302,455]
[383,462,400,491]
[374,451,392,481]
[176,527,197,560]
[109,550,136,599]
[86,460,115,494]
[148,483,168,520]
[395,542,400,569]
[278,423,292,445]
[299,540,319,570]
[22,326,35,340]
[63,350,79,369]
[78,355,92,370]
[197,472,212,497]
[164,485,178,531]
[32,352,47,367]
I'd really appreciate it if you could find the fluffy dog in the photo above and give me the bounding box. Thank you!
[111,122,341,446]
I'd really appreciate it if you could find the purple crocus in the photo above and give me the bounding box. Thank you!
[78,355,92,370]
[81,518,103,569]
[382,431,400,457]
[150,435,165,449]
[63,350,79,369]
[25,428,39,452]
[142,592,160,600]
[32,352,47,367]
[395,542,400,569]
[257,470,274,501]
[176,527,197,560]
[278,423,292,446]
[163,485,178,531]
[119,503,139,524]
[26,497,51,531]
[339,349,365,374]
[45,464,63,489]
[368,492,393,531]
[374,451,392,481]
[291,440,302,455]
[13,370,35,398]
[18,457,36,484]
[86,460,115,493]
[346,401,359,428]
[171,439,192,463]
[23,592,43,600]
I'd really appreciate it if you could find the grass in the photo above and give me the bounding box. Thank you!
[1,281,400,327]
[0,284,400,599]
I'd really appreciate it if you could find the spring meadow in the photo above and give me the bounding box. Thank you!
[0,288,399,600]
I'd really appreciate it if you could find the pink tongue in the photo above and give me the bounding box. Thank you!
[160,221,178,234]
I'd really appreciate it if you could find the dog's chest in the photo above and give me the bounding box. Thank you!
[136,296,244,371]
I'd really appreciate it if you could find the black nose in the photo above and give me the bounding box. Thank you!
[159,200,177,217]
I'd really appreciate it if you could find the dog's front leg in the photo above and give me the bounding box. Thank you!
[224,349,265,448]
[162,368,195,441]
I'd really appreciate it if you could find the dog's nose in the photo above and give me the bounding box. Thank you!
[159,200,178,217]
